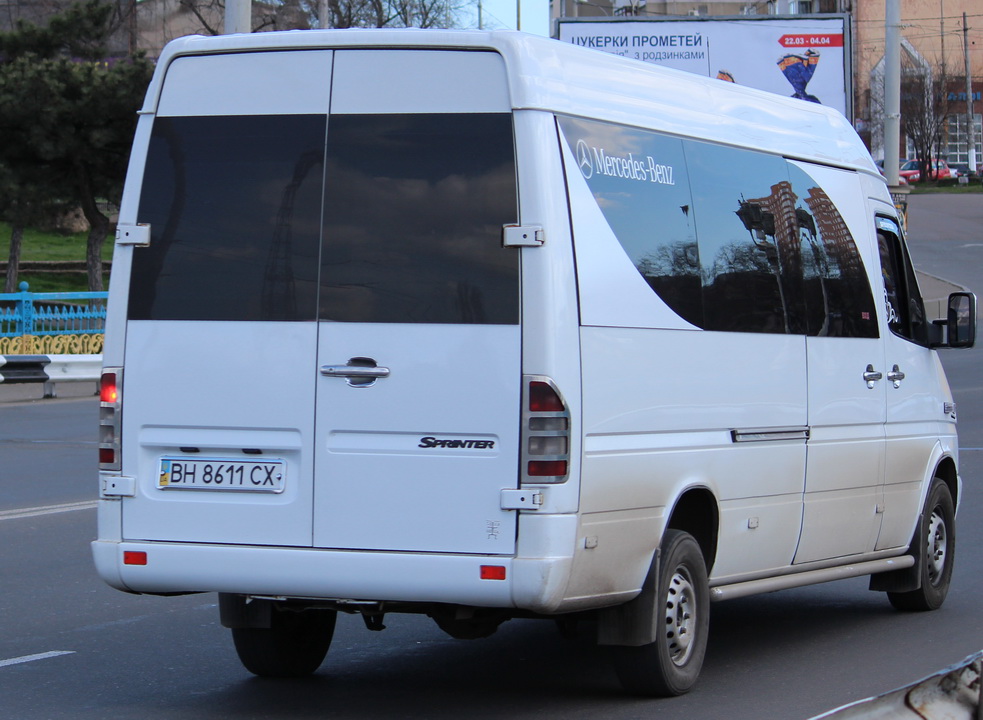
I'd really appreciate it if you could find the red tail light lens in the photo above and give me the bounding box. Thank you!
[100,368,123,472]
[529,381,564,412]
[528,460,568,477]
[522,377,570,484]
[100,372,118,403]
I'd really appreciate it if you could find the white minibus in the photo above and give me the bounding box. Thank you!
[93,29,976,695]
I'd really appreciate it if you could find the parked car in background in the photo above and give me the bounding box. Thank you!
[876,159,908,184]
[899,159,952,182]
[950,163,979,179]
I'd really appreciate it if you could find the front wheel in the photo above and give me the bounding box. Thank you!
[611,529,710,696]
[888,477,955,612]
[232,606,337,677]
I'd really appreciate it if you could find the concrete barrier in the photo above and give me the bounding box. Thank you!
[0,354,100,398]
[811,651,982,719]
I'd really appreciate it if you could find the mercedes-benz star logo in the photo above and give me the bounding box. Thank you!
[576,140,593,179]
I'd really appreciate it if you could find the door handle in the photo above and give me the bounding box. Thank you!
[320,366,390,379]
[863,364,883,389]
[887,364,905,388]
[320,358,390,387]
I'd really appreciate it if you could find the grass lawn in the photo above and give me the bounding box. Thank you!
[907,180,983,194]
[0,222,114,293]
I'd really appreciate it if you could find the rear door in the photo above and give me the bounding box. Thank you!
[122,51,333,546]
[311,51,522,554]
[122,48,523,554]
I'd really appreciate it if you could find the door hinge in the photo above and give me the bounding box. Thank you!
[116,223,151,246]
[500,488,544,510]
[502,224,544,248]
[100,475,135,498]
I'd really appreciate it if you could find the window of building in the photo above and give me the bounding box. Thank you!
[945,114,982,166]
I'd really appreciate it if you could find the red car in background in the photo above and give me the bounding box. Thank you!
[899,159,952,182]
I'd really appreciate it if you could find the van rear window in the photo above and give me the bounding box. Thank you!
[129,113,519,325]
[319,113,519,324]
[130,115,325,321]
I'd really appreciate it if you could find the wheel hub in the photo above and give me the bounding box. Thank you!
[926,508,948,584]
[664,569,697,666]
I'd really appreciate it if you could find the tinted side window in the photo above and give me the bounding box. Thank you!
[130,115,325,321]
[877,217,929,345]
[685,141,802,334]
[787,165,878,338]
[319,114,519,324]
[556,116,702,327]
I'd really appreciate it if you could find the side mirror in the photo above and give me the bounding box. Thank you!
[945,292,976,348]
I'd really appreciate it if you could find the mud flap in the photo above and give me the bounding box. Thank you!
[596,549,660,647]
[869,511,924,593]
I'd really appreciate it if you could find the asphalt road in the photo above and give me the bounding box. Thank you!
[1,192,982,719]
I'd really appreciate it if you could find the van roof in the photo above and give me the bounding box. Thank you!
[151,29,878,176]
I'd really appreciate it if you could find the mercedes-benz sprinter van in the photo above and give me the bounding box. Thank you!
[93,29,976,696]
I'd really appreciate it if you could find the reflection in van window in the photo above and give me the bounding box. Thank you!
[877,220,929,345]
[684,141,800,335]
[558,115,878,338]
[320,114,519,325]
[787,165,878,338]
[556,116,702,327]
[130,115,326,321]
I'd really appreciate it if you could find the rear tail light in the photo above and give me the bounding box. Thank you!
[99,368,122,471]
[522,377,570,483]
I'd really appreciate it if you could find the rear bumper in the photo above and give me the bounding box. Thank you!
[91,539,572,611]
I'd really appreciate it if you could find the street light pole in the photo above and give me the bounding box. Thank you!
[224,0,251,34]
[883,0,901,186]
[964,12,978,174]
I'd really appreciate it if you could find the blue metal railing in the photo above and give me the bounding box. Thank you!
[0,282,108,338]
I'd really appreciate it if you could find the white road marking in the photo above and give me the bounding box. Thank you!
[0,500,98,521]
[0,651,75,669]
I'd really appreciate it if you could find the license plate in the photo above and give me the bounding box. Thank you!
[158,457,285,493]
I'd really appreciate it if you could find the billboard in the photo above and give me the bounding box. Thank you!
[557,16,851,119]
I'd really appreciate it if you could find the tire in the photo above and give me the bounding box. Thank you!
[888,477,955,612]
[232,606,337,677]
[612,529,710,697]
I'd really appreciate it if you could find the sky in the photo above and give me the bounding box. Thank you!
[465,0,551,36]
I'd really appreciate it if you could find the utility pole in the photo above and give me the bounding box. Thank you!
[965,12,978,174]
[224,0,251,34]
[884,0,901,186]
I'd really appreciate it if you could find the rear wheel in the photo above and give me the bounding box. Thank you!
[612,529,710,696]
[232,606,337,677]
[888,477,955,612]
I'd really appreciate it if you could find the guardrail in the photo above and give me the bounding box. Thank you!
[0,282,106,396]
[0,281,107,356]
[0,354,101,398]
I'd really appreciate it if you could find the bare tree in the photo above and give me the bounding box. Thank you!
[900,59,951,180]
[170,0,467,33]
